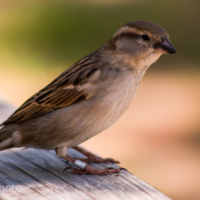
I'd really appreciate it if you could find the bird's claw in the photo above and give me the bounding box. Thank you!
[91,157,120,164]
[63,165,121,175]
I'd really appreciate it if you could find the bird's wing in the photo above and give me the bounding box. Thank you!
[2,54,101,125]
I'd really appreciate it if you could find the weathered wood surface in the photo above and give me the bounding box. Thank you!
[0,95,172,200]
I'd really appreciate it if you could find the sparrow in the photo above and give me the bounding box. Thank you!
[0,20,176,175]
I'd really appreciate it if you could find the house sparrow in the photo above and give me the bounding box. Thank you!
[0,20,176,175]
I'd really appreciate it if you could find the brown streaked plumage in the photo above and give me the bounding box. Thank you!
[0,20,176,175]
[2,52,100,124]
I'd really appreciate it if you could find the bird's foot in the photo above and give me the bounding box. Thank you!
[81,156,119,164]
[62,154,122,175]
[73,146,120,164]
[64,165,120,175]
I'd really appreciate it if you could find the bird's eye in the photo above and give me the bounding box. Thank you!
[141,34,150,41]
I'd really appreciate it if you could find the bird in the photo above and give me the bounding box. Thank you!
[0,20,176,175]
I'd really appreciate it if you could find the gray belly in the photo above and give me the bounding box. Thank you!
[19,73,141,150]
[63,82,138,148]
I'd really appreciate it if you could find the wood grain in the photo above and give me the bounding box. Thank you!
[0,95,172,200]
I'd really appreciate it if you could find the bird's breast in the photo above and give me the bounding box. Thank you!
[65,72,143,148]
[96,73,140,128]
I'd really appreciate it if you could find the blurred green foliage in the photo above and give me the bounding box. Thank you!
[0,0,199,71]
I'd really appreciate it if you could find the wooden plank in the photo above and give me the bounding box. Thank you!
[0,96,172,200]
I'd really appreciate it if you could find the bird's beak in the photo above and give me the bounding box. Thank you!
[154,37,177,54]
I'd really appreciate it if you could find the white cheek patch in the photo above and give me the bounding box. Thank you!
[140,52,162,69]
[146,53,162,66]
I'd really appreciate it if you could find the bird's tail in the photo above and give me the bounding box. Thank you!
[0,126,15,150]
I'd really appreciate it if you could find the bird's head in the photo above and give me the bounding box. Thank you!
[106,20,177,70]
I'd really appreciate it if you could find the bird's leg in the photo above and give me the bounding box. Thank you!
[73,146,120,164]
[63,154,120,175]
[55,146,120,175]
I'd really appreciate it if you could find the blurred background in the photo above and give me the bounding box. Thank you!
[0,0,199,199]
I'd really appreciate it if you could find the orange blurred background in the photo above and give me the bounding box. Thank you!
[0,1,200,200]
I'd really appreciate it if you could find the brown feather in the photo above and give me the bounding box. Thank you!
[1,54,100,125]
